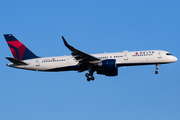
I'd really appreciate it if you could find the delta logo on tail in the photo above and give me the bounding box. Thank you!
[4,34,38,60]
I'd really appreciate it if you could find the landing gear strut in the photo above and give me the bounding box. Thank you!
[155,64,160,74]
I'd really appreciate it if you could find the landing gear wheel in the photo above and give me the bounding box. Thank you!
[85,73,89,77]
[155,71,158,74]
[87,78,91,82]
[91,76,95,81]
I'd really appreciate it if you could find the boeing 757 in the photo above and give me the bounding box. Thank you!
[4,34,178,81]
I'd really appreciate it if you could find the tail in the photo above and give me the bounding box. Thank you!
[4,34,39,60]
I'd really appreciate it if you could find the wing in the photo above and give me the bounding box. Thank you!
[62,36,100,64]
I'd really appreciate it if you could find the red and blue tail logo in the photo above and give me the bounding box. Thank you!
[4,34,39,60]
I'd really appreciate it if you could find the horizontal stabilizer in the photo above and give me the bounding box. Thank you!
[6,57,28,65]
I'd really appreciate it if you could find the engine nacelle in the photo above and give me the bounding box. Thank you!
[98,59,116,68]
[97,68,118,76]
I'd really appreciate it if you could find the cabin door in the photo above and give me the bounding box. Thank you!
[36,60,40,67]
[158,52,162,58]
[124,53,128,60]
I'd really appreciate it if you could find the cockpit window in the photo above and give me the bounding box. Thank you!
[166,53,172,55]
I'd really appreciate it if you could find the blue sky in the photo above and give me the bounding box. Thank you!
[0,0,180,120]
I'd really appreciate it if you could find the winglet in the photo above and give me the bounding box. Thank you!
[62,36,75,51]
[62,36,70,47]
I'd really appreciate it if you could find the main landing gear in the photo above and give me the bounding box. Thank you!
[155,64,160,74]
[85,72,95,81]
[85,64,95,82]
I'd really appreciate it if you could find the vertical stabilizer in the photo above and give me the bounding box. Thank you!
[4,34,39,60]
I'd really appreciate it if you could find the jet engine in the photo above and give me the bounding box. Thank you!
[96,59,118,76]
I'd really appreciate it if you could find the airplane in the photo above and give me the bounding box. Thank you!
[4,34,178,81]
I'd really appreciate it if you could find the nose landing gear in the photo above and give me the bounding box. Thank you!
[155,64,160,74]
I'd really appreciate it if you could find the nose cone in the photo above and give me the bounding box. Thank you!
[173,56,178,62]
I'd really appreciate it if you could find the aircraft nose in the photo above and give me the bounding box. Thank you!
[173,56,178,62]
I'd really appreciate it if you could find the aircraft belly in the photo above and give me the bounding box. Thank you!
[45,65,80,72]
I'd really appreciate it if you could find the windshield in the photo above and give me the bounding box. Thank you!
[166,53,172,56]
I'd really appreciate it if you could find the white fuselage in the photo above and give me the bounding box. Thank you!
[7,50,177,72]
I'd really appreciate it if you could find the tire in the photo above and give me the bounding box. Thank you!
[85,73,89,77]
[87,78,91,82]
